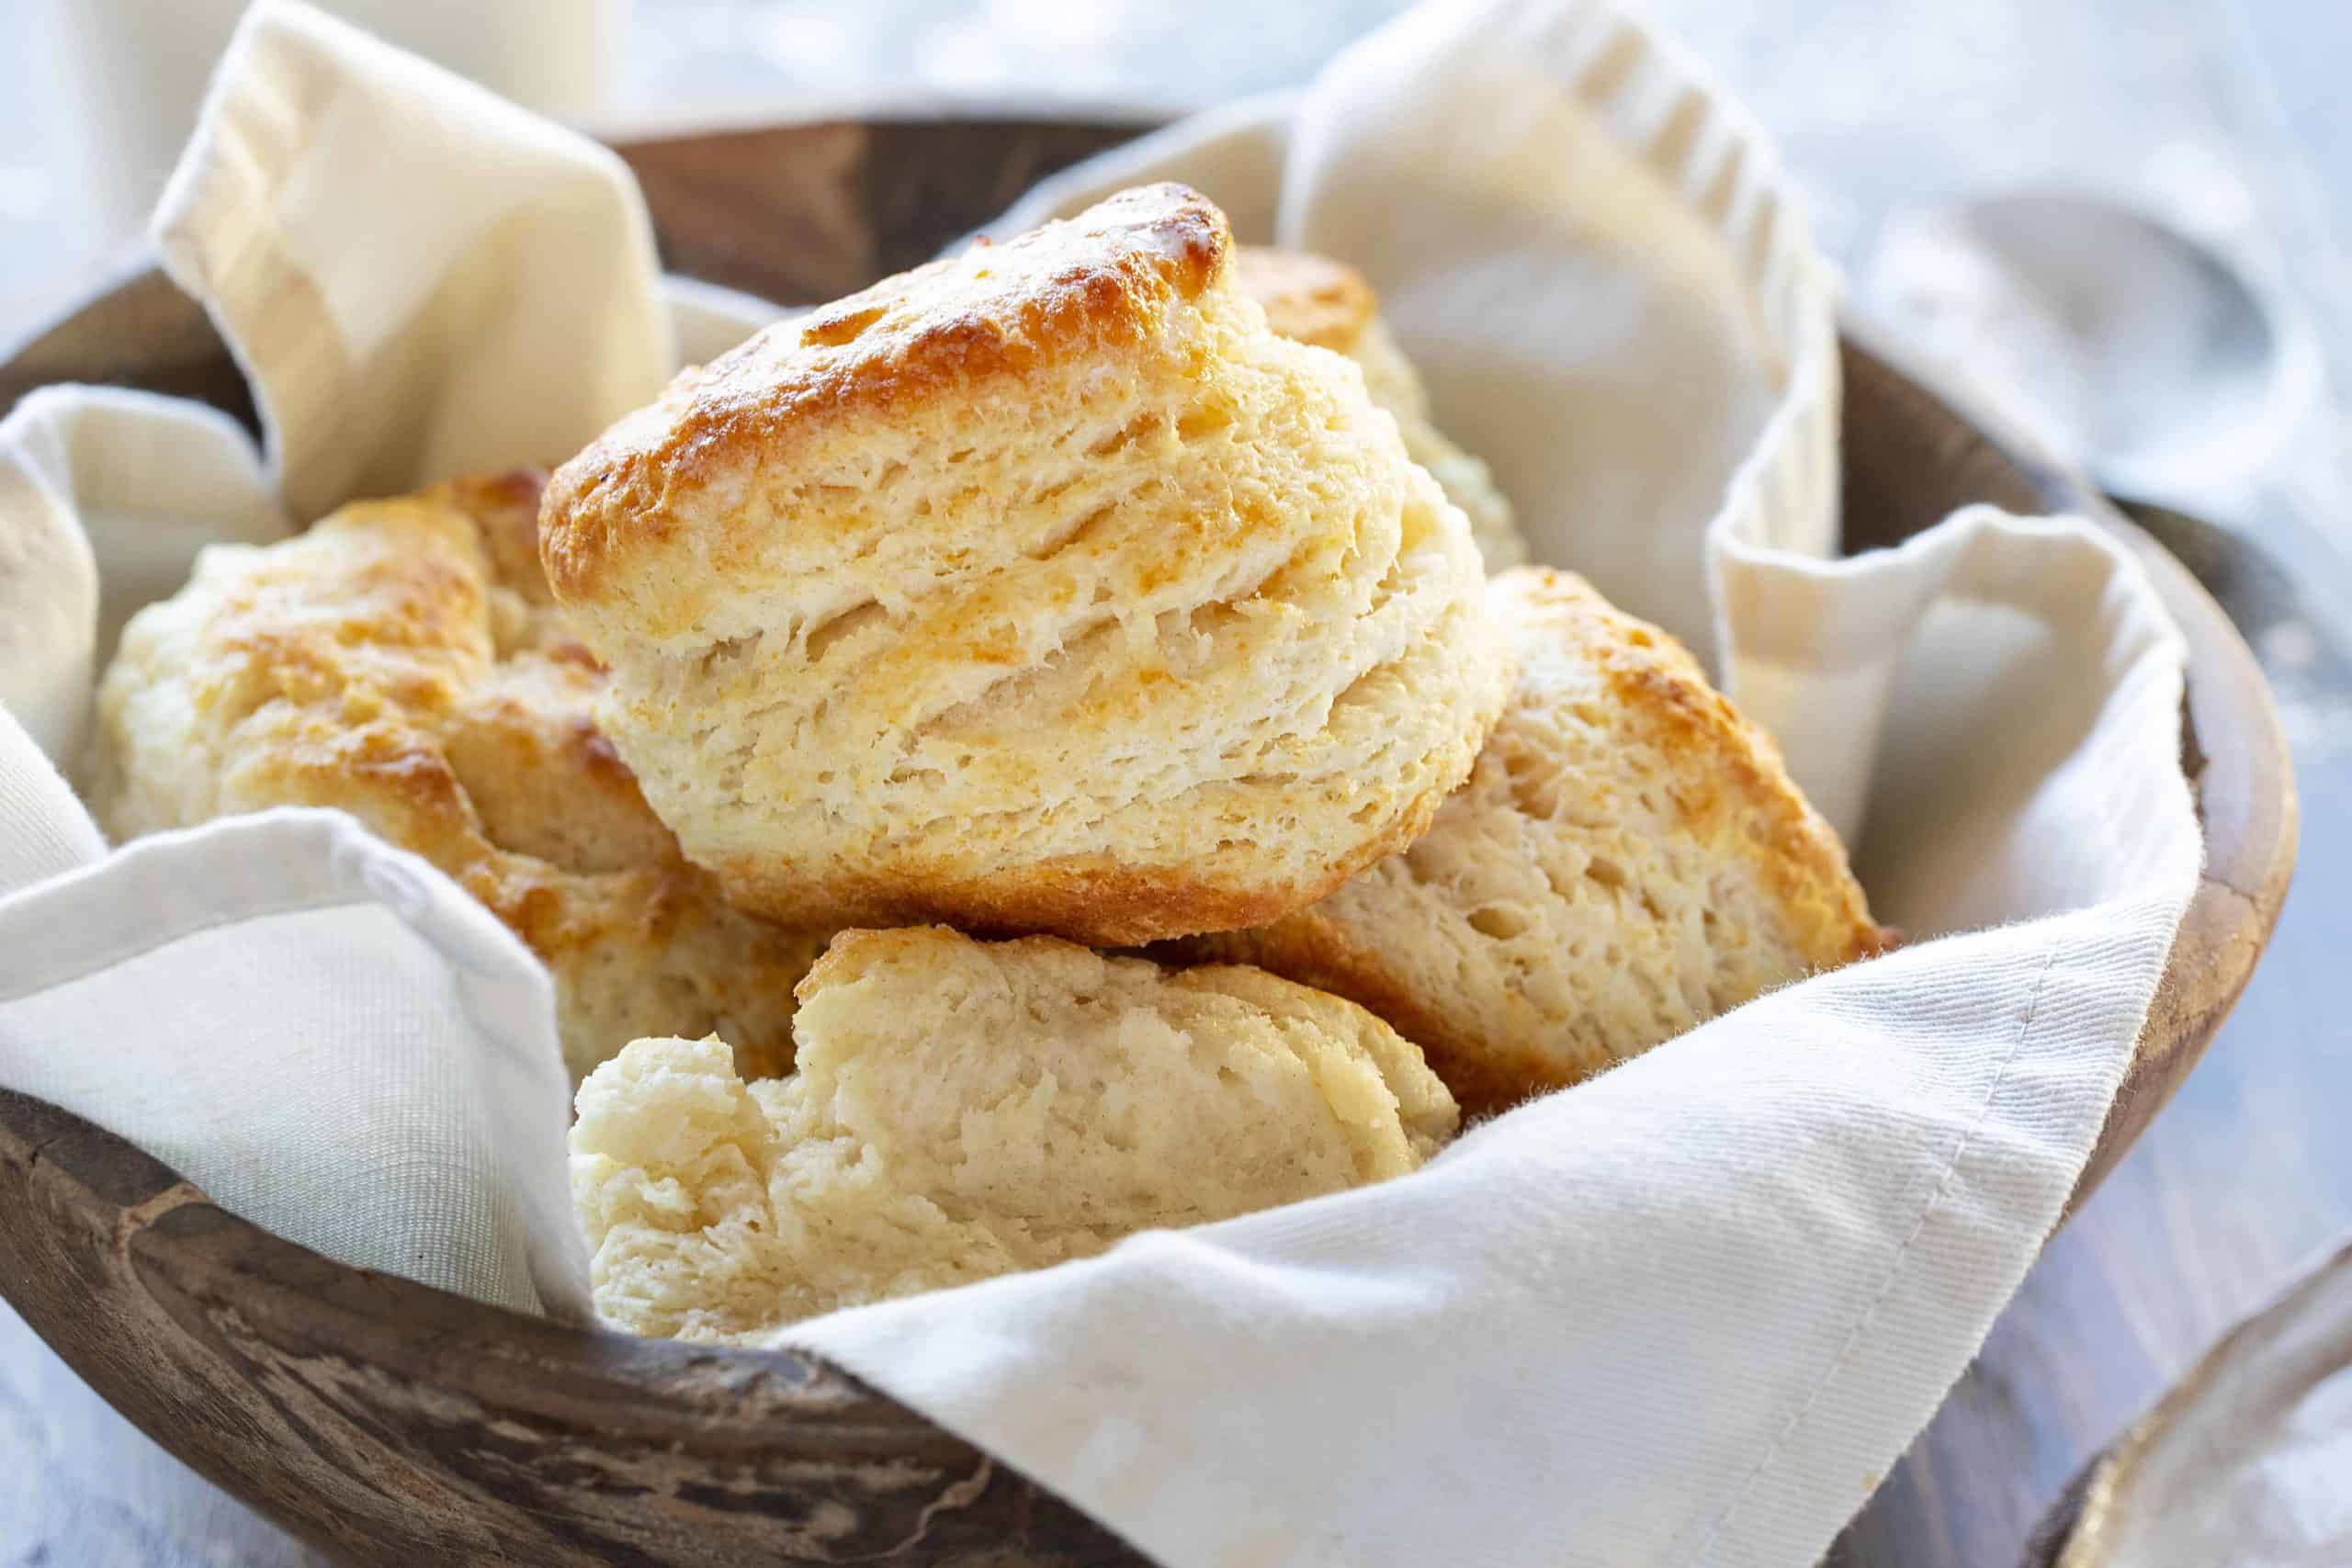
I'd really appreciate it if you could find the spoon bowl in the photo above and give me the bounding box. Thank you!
[1869,190,2320,503]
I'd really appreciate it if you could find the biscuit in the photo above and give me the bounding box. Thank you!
[92,470,827,1084]
[1185,568,1886,1112]
[539,184,1510,946]
[571,927,1458,1339]
[1236,246,1526,570]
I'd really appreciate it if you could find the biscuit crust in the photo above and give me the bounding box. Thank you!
[93,471,828,1083]
[1233,246,1380,354]
[571,928,1457,1339]
[539,186,1510,945]
[541,185,1231,616]
[1238,244,1527,570]
[1185,568,1886,1112]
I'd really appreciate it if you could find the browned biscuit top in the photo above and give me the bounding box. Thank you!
[540,182,1234,606]
[1183,567,1888,1113]
[1233,245,1380,354]
[94,469,825,1082]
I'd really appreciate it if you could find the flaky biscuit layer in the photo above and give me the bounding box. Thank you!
[541,186,1510,945]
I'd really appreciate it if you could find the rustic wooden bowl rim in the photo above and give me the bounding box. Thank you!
[0,117,2298,1566]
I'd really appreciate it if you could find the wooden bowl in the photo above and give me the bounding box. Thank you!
[0,119,2296,1566]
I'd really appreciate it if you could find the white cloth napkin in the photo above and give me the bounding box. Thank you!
[149,0,672,525]
[0,2,2205,1565]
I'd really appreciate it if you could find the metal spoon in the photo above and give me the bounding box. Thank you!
[1866,189,2322,512]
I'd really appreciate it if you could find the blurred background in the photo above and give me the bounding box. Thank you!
[4,1,2346,571]
[3,4,2349,1565]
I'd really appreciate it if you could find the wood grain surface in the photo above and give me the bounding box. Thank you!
[0,1090,1134,1566]
[0,116,2312,1568]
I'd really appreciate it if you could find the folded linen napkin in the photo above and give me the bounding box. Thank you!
[0,2,2204,1564]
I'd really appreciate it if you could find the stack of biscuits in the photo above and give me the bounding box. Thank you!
[96,185,1883,1340]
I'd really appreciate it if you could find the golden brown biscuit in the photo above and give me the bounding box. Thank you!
[92,470,827,1084]
[571,927,1457,1340]
[1236,245,1527,570]
[540,185,1510,946]
[1232,245,1382,353]
[1184,568,1886,1112]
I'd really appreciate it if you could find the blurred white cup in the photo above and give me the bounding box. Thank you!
[38,0,628,261]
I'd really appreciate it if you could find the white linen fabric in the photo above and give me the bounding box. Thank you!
[149,0,672,525]
[786,509,2199,1568]
[0,385,288,765]
[0,1,2206,1565]
[0,801,589,1320]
